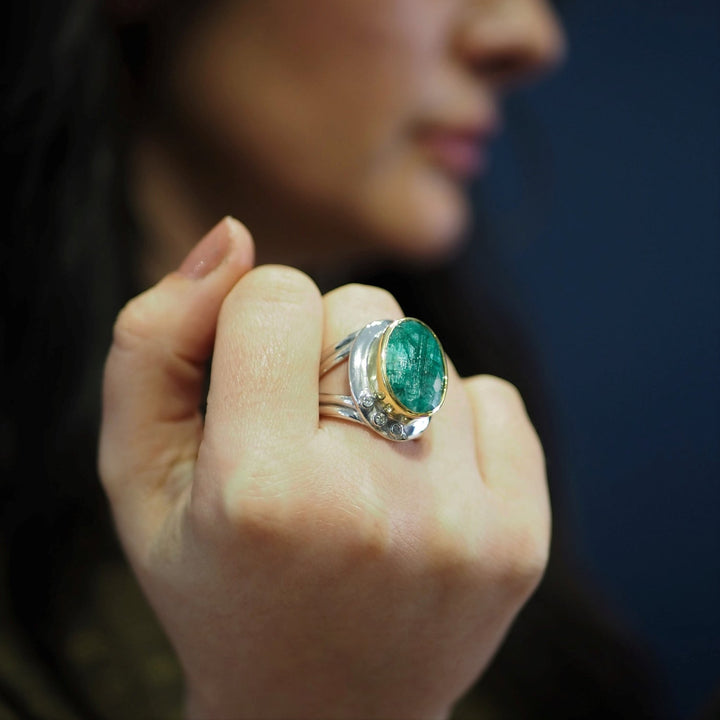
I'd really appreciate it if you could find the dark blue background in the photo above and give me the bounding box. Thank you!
[476,1,719,716]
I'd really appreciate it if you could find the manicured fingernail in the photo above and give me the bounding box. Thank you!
[178,217,236,279]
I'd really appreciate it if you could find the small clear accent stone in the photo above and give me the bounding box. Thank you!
[390,422,405,438]
[360,393,375,408]
[373,412,388,427]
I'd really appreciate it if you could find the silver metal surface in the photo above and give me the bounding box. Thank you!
[319,329,359,377]
[318,395,362,424]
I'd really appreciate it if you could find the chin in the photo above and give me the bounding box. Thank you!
[363,177,470,264]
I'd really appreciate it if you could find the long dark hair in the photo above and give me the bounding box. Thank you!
[1,1,666,718]
[2,2,136,717]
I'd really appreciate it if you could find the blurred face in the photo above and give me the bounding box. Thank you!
[154,0,565,262]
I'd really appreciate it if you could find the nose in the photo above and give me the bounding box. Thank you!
[455,0,567,88]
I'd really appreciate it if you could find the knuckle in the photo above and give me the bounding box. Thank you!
[111,291,158,353]
[199,456,393,563]
[240,264,319,307]
[219,265,321,333]
[495,510,551,600]
[466,375,540,442]
[222,497,289,548]
[467,374,524,408]
[331,502,393,563]
[326,283,402,317]
[194,453,303,542]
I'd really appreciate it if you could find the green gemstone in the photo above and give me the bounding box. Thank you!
[383,319,447,415]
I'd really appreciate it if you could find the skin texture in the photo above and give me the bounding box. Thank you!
[101,1,566,716]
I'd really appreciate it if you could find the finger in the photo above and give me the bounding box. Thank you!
[420,357,477,470]
[202,264,323,460]
[319,283,403,397]
[464,375,548,506]
[99,217,255,519]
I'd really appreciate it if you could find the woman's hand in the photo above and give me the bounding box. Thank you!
[99,217,550,720]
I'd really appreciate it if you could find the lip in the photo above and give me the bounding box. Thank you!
[416,129,488,178]
[415,113,500,179]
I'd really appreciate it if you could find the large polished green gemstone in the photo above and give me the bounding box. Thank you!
[383,319,447,415]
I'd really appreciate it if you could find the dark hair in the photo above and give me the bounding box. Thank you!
[1,2,667,718]
[2,2,138,716]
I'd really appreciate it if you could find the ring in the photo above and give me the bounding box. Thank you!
[319,318,448,441]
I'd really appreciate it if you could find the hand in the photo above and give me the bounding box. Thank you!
[99,217,550,720]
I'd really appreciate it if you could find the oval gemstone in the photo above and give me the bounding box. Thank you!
[383,319,447,415]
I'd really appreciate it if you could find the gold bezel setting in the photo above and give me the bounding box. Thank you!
[376,318,448,419]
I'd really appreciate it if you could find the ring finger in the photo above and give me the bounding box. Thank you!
[318,283,475,467]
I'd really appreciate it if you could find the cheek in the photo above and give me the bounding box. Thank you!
[356,150,470,258]
[175,0,448,180]
[170,0,467,254]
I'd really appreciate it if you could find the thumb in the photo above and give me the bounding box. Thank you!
[99,217,254,533]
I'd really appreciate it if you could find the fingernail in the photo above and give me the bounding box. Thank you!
[178,217,237,279]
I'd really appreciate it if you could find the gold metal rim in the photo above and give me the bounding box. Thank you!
[376,317,448,420]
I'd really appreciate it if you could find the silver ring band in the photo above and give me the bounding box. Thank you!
[319,328,360,377]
